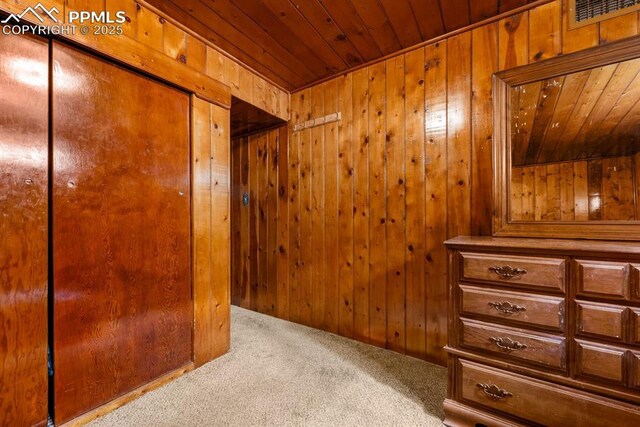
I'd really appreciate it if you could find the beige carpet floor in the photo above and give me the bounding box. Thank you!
[90,306,447,427]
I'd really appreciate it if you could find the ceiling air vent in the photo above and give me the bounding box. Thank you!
[570,0,640,28]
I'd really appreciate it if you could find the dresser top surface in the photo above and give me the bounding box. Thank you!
[445,236,640,256]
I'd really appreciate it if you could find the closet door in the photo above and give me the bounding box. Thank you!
[0,32,49,427]
[52,41,192,424]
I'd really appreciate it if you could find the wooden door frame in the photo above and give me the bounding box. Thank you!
[493,35,640,241]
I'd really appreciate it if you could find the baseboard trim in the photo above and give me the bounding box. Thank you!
[60,363,195,427]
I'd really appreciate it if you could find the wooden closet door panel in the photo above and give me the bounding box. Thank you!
[0,32,49,427]
[52,41,192,424]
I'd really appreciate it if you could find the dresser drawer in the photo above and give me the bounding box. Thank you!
[460,285,564,331]
[457,359,640,426]
[576,340,626,386]
[460,319,565,370]
[576,301,626,343]
[630,309,640,346]
[631,352,640,390]
[576,260,633,301]
[460,252,565,291]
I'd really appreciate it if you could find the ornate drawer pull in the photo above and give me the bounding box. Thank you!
[488,265,527,280]
[477,383,513,400]
[488,301,527,316]
[489,336,528,352]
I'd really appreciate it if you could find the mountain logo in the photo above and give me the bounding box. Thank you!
[1,3,60,24]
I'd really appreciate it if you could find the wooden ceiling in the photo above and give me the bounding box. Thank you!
[511,57,640,166]
[145,0,538,91]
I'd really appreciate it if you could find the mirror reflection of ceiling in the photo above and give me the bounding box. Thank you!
[511,57,640,167]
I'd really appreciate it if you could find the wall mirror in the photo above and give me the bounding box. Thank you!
[494,37,640,240]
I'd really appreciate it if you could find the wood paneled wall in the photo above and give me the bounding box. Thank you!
[231,0,640,366]
[193,99,231,365]
[511,156,639,222]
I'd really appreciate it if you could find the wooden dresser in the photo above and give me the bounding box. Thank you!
[444,236,640,426]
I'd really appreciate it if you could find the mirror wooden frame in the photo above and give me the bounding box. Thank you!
[493,35,640,241]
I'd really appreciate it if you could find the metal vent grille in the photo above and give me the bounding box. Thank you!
[575,0,640,22]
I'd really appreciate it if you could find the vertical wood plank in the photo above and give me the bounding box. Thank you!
[588,159,603,221]
[385,55,406,353]
[602,157,620,220]
[310,84,326,329]
[599,12,639,44]
[522,167,535,221]
[236,66,254,106]
[249,134,259,312]
[256,133,269,313]
[288,94,302,323]
[424,41,448,366]
[499,11,529,70]
[186,34,207,73]
[206,47,225,84]
[574,161,589,221]
[352,68,371,343]
[230,137,241,307]
[560,162,575,221]
[223,58,241,94]
[324,80,340,334]
[253,75,269,113]
[404,47,426,358]
[368,61,387,348]
[534,165,548,221]
[239,137,251,309]
[471,23,498,235]
[511,168,524,221]
[267,129,279,315]
[192,97,213,366]
[618,156,635,220]
[528,0,561,62]
[338,74,355,338]
[211,104,231,358]
[298,90,313,326]
[163,22,186,63]
[247,137,260,310]
[447,32,471,238]
[105,0,137,38]
[277,126,290,319]
[136,4,164,52]
[546,163,561,221]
